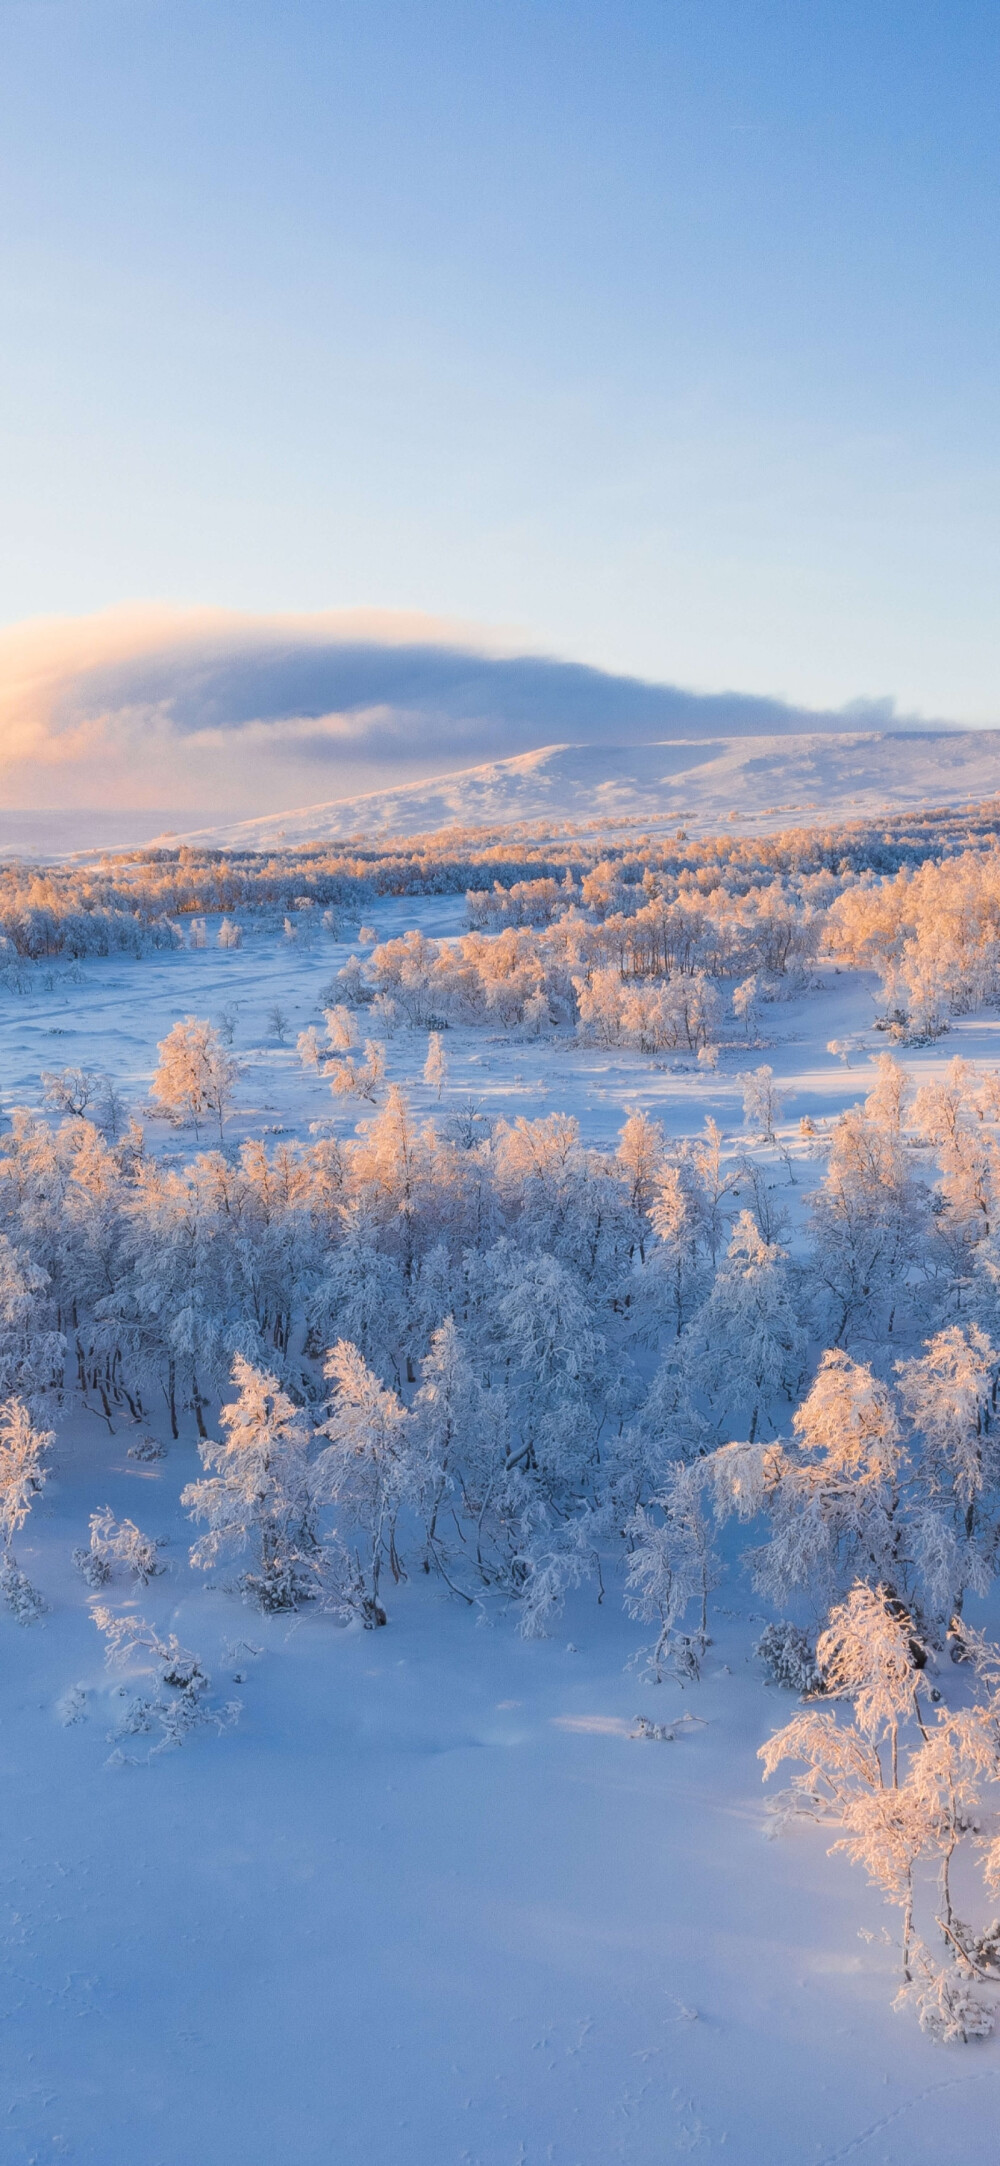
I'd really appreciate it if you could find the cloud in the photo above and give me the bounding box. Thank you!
[0,603,934,818]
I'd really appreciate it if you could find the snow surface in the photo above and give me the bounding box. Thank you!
[6,904,1000,2164]
[162,729,1000,849]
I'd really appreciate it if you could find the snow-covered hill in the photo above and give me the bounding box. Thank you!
[161,728,1000,848]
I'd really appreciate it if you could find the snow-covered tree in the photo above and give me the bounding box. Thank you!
[0,1397,52,1552]
[316,1340,415,1624]
[183,1354,325,1609]
[329,1041,385,1103]
[74,1505,163,1588]
[324,1005,357,1052]
[645,1166,702,1331]
[0,1232,62,1408]
[41,1066,94,1117]
[423,1031,447,1100]
[0,1398,53,1623]
[807,1104,930,1347]
[741,1066,784,1146]
[702,1351,905,1613]
[682,1212,804,1441]
[760,1586,930,1980]
[91,1605,239,1763]
[897,1324,1000,1620]
[150,1018,238,1144]
[297,1026,322,1069]
[761,1590,1000,2029]
[625,1462,717,1681]
[410,1316,477,1584]
[732,974,760,1040]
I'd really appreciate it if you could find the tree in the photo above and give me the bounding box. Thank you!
[329,1041,385,1103]
[41,1066,94,1117]
[760,1588,930,1982]
[705,1350,905,1612]
[411,1316,478,1589]
[183,1354,325,1609]
[0,1398,53,1623]
[616,1110,665,1245]
[897,1324,1000,1620]
[0,1397,52,1551]
[625,1463,717,1681]
[74,1505,163,1588]
[732,974,759,1040]
[423,1030,447,1100]
[297,1027,322,1069]
[150,1018,238,1144]
[645,1165,704,1336]
[682,1211,805,1441]
[316,1340,415,1624]
[493,1248,605,1489]
[324,1005,357,1052]
[0,1232,62,1408]
[761,1590,1000,2031]
[741,1066,784,1146]
[806,1104,929,1347]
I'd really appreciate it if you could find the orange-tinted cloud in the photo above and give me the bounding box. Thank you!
[0,602,920,819]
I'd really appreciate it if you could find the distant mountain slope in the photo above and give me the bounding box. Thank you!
[161,730,1000,848]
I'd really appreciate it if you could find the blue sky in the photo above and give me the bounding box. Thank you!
[2,0,999,718]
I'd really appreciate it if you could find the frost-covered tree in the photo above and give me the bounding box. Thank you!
[183,1354,326,1609]
[297,1026,322,1069]
[705,1351,905,1613]
[410,1316,477,1584]
[316,1340,415,1624]
[150,1018,238,1144]
[91,1605,239,1763]
[493,1248,607,1489]
[761,1590,1000,2031]
[897,1324,1000,1620]
[324,1005,357,1052]
[741,1066,784,1146]
[0,1398,53,1623]
[0,1232,62,1408]
[41,1066,94,1117]
[329,1040,385,1103]
[423,1031,447,1100]
[616,1110,665,1254]
[681,1117,741,1270]
[732,973,760,1040]
[74,1505,163,1588]
[0,1397,52,1552]
[625,1462,717,1681]
[682,1212,804,1441]
[864,1053,908,1134]
[644,1165,705,1337]
[807,1105,930,1347]
[760,1585,931,1979]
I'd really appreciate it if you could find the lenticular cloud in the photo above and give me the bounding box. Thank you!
[0,601,926,821]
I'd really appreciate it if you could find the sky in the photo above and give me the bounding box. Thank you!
[1,0,999,750]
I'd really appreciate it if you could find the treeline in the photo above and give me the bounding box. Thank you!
[3,794,1000,961]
